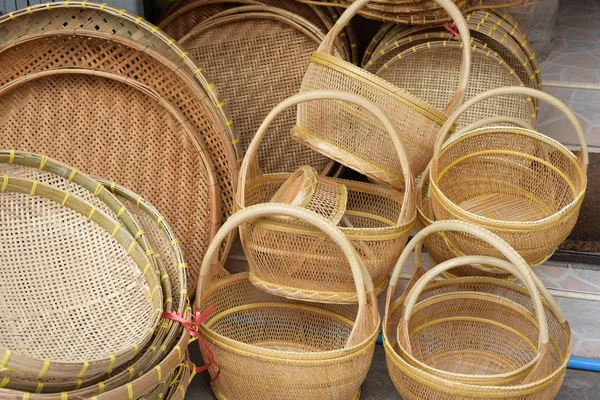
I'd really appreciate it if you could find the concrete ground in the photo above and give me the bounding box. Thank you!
[186,345,600,399]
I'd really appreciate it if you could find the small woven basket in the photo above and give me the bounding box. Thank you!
[238,91,415,303]
[383,220,571,399]
[430,87,588,266]
[195,203,380,400]
[298,0,473,185]
[0,175,163,380]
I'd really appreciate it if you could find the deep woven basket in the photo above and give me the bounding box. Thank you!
[0,2,239,276]
[298,0,472,186]
[383,220,571,399]
[429,87,588,266]
[238,91,415,303]
[0,175,163,380]
[195,203,380,400]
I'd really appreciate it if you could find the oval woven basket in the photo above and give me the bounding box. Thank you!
[0,2,239,273]
[238,91,415,303]
[397,255,555,386]
[177,6,340,175]
[383,220,571,399]
[429,87,588,266]
[0,174,163,380]
[375,40,536,130]
[298,0,472,186]
[195,203,380,400]
[0,152,176,393]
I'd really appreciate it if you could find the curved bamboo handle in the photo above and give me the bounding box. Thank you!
[401,255,549,349]
[196,204,375,306]
[317,0,471,109]
[433,87,589,174]
[237,90,415,225]
[385,220,566,324]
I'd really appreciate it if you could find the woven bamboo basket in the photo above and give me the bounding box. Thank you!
[297,0,472,186]
[366,16,538,97]
[0,174,163,381]
[375,41,536,130]
[397,256,556,385]
[195,203,380,400]
[320,2,359,64]
[165,358,192,400]
[0,152,179,392]
[383,220,571,399]
[430,87,588,266]
[177,6,340,175]
[237,91,415,303]
[0,2,239,272]
[417,117,534,280]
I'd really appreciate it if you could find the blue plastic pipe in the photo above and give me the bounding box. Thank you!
[375,334,600,372]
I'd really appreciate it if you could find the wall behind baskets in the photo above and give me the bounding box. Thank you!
[0,0,144,16]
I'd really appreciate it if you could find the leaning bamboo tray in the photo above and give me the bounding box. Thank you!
[177,6,340,175]
[0,152,177,393]
[0,2,239,273]
[238,91,415,303]
[429,87,588,266]
[375,41,536,130]
[383,221,571,399]
[298,0,472,186]
[195,204,380,400]
[0,175,163,381]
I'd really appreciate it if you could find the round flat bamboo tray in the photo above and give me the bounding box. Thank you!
[383,220,571,399]
[239,91,415,303]
[375,40,536,130]
[0,175,163,381]
[178,6,339,175]
[0,2,239,275]
[430,87,588,266]
[0,152,176,393]
[195,203,380,400]
[298,0,472,186]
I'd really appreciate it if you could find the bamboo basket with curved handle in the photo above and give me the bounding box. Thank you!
[383,220,571,399]
[238,90,415,303]
[398,256,553,385]
[297,0,472,186]
[430,86,588,266]
[194,203,380,400]
[417,117,534,279]
[0,175,163,381]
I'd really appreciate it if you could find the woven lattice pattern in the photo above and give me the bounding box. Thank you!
[198,274,376,400]
[242,175,408,300]
[431,128,584,264]
[0,43,215,293]
[384,276,570,399]
[0,191,154,363]
[377,43,535,129]
[183,16,332,174]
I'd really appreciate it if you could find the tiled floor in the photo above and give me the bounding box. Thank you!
[539,0,600,149]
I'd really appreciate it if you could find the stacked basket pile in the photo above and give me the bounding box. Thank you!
[0,0,588,398]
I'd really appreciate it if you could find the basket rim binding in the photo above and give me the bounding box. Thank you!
[0,174,163,378]
[430,86,588,230]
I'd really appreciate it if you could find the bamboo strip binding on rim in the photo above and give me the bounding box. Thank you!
[195,203,380,400]
[429,86,588,266]
[238,91,415,303]
[0,174,163,380]
[298,0,473,186]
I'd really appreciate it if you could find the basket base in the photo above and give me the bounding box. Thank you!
[459,193,549,222]
[211,384,361,400]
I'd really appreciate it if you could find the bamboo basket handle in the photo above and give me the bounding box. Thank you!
[385,220,566,324]
[317,0,472,111]
[433,86,589,174]
[401,255,549,352]
[196,204,375,307]
[238,90,415,225]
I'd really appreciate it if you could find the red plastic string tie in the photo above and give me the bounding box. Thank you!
[444,22,460,38]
